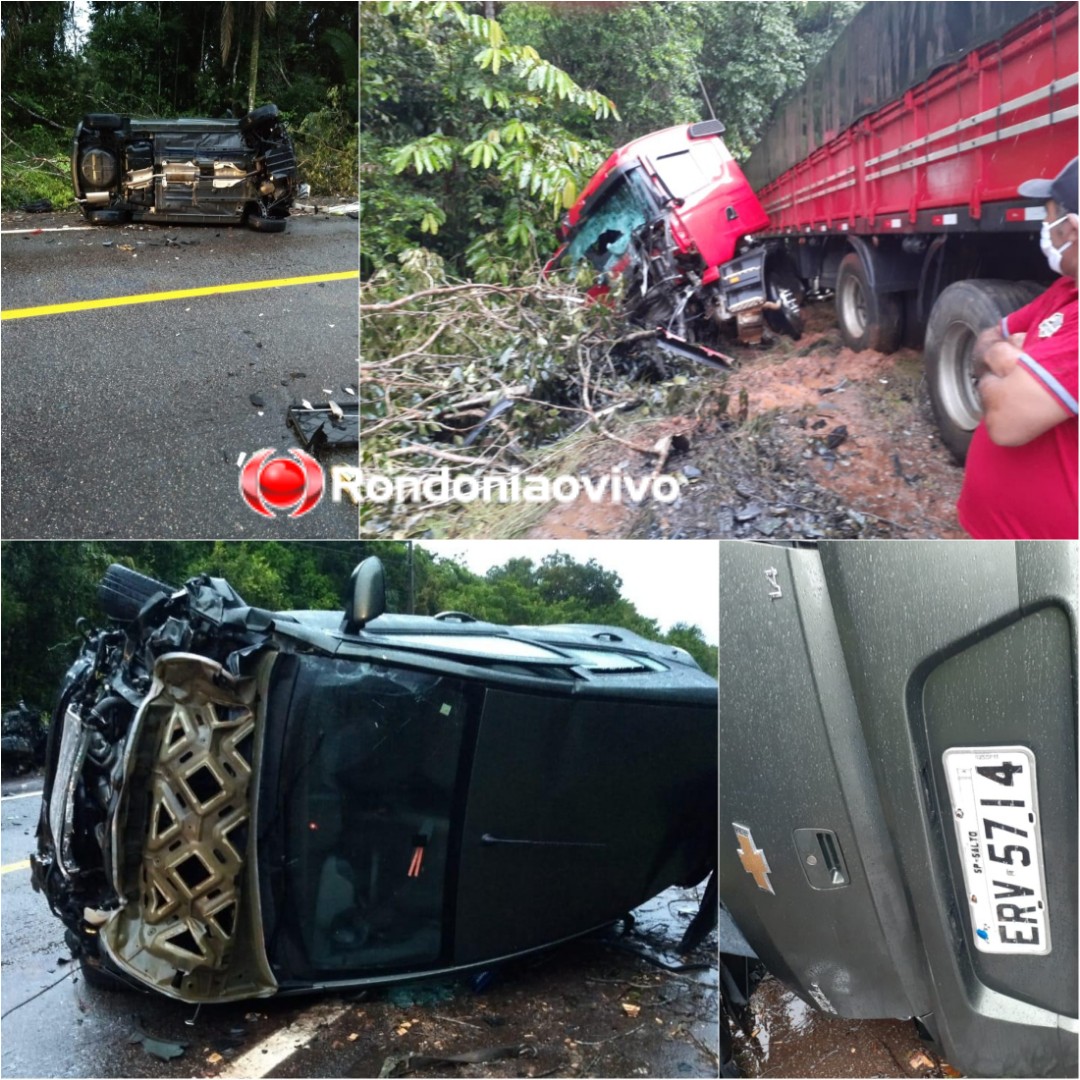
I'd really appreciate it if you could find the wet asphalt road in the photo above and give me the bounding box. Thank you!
[2,773,717,1078]
[0,212,358,539]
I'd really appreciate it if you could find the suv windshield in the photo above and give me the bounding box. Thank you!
[270,657,471,978]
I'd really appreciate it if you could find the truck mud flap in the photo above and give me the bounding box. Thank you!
[718,541,1077,1078]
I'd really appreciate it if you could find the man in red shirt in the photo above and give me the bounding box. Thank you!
[957,157,1078,538]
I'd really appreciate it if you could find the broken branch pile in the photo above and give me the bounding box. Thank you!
[360,252,695,523]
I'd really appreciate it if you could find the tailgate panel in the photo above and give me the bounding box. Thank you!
[718,541,1077,1077]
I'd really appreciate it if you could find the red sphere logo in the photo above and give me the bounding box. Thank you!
[240,448,324,518]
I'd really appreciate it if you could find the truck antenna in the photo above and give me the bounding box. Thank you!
[696,68,717,121]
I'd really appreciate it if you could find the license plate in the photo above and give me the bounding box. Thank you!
[943,746,1050,955]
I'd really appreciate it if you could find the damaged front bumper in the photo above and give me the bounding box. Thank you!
[33,582,279,1002]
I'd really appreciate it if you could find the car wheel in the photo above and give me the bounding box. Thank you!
[247,213,287,233]
[84,208,129,225]
[240,104,280,134]
[82,113,123,131]
[835,251,902,353]
[924,279,1043,463]
[98,563,171,622]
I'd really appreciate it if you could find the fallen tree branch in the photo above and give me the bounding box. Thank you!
[384,442,496,467]
[361,282,541,313]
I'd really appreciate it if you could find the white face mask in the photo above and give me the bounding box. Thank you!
[1040,214,1073,274]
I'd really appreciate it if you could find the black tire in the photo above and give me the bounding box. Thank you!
[924,279,1043,463]
[764,258,804,340]
[63,929,133,993]
[240,103,280,134]
[835,251,902,353]
[82,113,123,131]
[84,208,129,225]
[97,563,172,623]
[247,213,287,233]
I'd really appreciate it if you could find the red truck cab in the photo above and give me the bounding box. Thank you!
[556,120,769,280]
[548,120,796,348]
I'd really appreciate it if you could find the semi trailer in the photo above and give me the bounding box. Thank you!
[553,1,1078,459]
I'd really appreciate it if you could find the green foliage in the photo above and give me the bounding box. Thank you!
[293,90,359,197]
[1,542,716,709]
[360,0,617,276]
[0,127,77,209]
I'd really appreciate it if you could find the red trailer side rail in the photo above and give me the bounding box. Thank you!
[758,1,1077,237]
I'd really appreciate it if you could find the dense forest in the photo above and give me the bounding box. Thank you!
[0,1,358,207]
[1,541,717,712]
[361,0,861,279]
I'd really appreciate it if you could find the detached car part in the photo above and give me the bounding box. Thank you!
[72,104,298,230]
[32,559,717,1003]
[718,541,1077,1078]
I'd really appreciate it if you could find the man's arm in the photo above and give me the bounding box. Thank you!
[971,325,1026,380]
[977,361,1074,446]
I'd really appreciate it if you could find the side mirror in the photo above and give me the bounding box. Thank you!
[343,557,386,632]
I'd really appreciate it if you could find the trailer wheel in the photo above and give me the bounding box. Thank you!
[924,279,1042,462]
[765,256,804,340]
[836,252,902,353]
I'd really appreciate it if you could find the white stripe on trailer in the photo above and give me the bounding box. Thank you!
[865,105,1079,182]
[216,1002,351,1078]
[791,178,857,206]
[864,74,1080,167]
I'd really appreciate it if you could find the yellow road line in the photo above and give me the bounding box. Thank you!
[1,269,360,321]
[1,859,30,875]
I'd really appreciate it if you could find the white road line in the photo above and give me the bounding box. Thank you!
[1,227,94,235]
[217,1001,352,1078]
[1,791,44,802]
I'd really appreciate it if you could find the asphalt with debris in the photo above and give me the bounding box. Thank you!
[1,210,357,539]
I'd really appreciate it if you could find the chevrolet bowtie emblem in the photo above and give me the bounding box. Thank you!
[734,823,775,894]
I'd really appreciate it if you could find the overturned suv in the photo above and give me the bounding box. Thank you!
[71,104,299,231]
[31,560,717,1003]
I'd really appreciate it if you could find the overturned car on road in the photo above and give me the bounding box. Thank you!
[71,104,299,230]
[31,559,717,1003]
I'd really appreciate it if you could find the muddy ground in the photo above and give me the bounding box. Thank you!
[527,302,967,541]
[731,977,958,1080]
[325,885,719,1080]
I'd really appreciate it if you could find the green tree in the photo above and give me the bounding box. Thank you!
[221,0,276,112]
[360,0,617,278]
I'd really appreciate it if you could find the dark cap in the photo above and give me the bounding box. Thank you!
[1018,156,1078,214]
